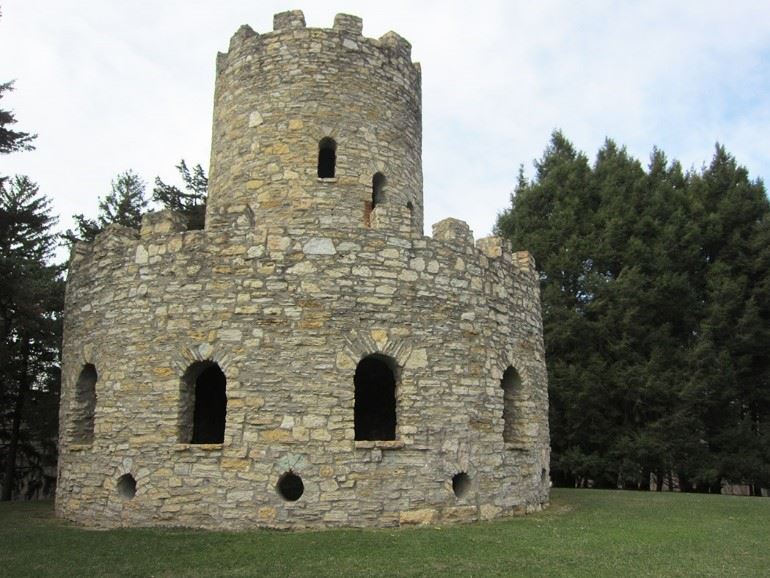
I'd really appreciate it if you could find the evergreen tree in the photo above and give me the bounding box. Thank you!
[687,146,770,494]
[497,135,769,493]
[153,160,207,230]
[497,131,606,486]
[0,176,63,500]
[0,82,36,156]
[587,143,703,489]
[64,170,148,244]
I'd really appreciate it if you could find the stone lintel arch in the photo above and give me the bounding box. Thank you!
[363,157,398,206]
[315,126,343,145]
[173,342,235,376]
[66,344,102,388]
[109,457,140,505]
[494,352,529,447]
[340,329,413,372]
[66,345,102,446]
[173,343,235,444]
[314,127,344,176]
[341,329,413,441]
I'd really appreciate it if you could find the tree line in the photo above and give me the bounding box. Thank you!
[496,132,770,494]
[0,80,207,499]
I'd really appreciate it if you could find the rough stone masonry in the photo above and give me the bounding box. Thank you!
[56,10,551,529]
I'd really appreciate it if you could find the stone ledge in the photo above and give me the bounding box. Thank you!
[316,177,338,183]
[354,440,405,450]
[173,443,224,452]
[67,443,93,452]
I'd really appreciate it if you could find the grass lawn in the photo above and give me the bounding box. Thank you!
[1,488,768,577]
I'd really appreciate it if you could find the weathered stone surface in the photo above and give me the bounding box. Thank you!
[399,508,437,526]
[56,10,550,531]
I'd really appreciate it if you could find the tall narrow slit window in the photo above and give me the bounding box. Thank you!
[72,363,97,444]
[354,354,397,440]
[372,172,386,208]
[500,365,521,444]
[180,361,227,444]
[318,137,336,178]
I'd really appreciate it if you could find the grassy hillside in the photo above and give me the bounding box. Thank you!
[1,489,768,577]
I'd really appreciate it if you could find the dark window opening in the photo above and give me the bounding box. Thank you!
[372,172,386,208]
[318,137,336,178]
[72,363,97,444]
[452,472,471,498]
[500,365,521,444]
[117,473,136,500]
[406,201,414,213]
[277,472,304,501]
[181,361,227,444]
[354,354,396,441]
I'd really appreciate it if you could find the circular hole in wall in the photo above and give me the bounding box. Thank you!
[452,472,471,498]
[117,473,137,500]
[277,471,304,502]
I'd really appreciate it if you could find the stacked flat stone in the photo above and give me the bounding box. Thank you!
[56,10,550,530]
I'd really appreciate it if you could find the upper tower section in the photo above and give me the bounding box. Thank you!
[207,11,423,233]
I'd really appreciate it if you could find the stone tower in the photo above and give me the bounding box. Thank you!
[56,10,550,530]
[207,11,423,235]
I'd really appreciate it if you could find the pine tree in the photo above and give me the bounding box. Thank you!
[0,176,63,500]
[496,131,606,486]
[687,146,770,493]
[64,170,148,244]
[153,160,207,230]
[0,82,36,156]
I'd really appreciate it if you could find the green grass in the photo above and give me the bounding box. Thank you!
[1,489,768,577]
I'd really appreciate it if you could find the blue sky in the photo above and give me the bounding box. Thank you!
[2,0,769,242]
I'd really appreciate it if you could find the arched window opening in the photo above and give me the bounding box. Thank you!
[317,137,336,178]
[72,363,97,444]
[117,473,136,500]
[500,365,521,444]
[372,172,386,208]
[354,354,397,441]
[180,361,227,444]
[452,472,471,498]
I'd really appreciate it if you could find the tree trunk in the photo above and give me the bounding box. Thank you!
[2,341,29,501]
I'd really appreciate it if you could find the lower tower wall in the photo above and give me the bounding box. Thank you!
[57,211,549,529]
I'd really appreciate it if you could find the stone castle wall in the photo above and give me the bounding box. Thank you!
[56,11,550,529]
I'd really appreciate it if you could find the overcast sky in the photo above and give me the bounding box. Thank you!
[2,0,769,245]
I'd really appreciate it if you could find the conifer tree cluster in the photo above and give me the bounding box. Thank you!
[497,132,770,494]
[0,83,63,500]
[65,160,207,245]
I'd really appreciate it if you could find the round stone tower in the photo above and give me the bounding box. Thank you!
[207,11,423,233]
[56,11,550,530]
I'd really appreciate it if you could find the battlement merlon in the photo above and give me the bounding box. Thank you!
[273,10,306,31]
[333,13,363,35]
[223,11,416,67]
[430,217,538,275]
[140,210,187,239]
